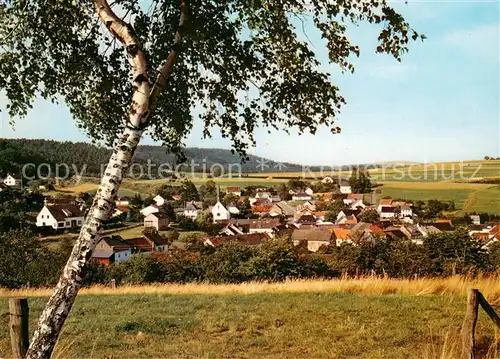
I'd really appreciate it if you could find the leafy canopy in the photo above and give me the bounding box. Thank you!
[0,0,423,155]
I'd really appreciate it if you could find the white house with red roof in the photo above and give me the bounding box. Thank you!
[36,203,85,229]
[343,193,362,206]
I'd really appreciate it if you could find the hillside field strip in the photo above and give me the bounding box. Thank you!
[378,182,500,214]
[1,277,500,358]
[249,160,500,182]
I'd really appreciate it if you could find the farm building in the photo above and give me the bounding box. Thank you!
[144,212,170,230]
[92,236,133,266]
[291,228,333,252]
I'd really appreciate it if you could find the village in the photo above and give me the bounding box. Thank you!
[1,0,499,356]
[2,171,498,267]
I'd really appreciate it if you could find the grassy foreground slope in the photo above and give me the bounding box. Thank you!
[1,278,500,358]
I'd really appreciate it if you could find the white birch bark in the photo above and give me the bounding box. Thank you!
[25,1,187,358]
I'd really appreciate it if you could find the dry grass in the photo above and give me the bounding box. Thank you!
[2,277,500,358]
[422,331,500,359]
[3,276,500,303]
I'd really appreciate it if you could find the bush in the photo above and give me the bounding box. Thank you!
[83,262,111,286]
[164,230,180,242]
[154,252,202,283]
[202,242,255,283]
[110,254,162,284]
[488,242,500,271]
[0,230,67,288]
[246,238,302,281]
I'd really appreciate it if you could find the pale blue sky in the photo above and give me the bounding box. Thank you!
[1,1,499,166]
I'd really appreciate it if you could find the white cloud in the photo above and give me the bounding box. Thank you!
[444,25,499,61]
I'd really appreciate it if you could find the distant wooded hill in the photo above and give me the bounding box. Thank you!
[0,139,391,179]
[0,139,315,178]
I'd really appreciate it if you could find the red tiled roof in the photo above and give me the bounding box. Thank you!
[435,219,452,224]
[473,233,490,241]
[208,233,268,247]
[251,205,273,213]
[489,225,500,235]
[332,228,352,240]
[369,224,385,236]
[345,215,358,225]
[226,186,241,192]
[124,237,153,250]
[379,199,393,206]
[314,193,332,199]
[124,231,168,250]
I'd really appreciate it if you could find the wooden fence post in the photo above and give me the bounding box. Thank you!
[477,292,500,330]
[461,289,479,359]
[9,298,29,359]
[111,279,116,289]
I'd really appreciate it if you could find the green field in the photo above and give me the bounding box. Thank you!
[1,290,498,358]
[377,182,500,214]
[377,187,474,208]
[461,186,500,214]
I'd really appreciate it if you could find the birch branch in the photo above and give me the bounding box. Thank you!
[149,0,188,110]
[94,0,150,127]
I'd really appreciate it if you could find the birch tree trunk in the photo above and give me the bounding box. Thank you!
[26,1,187,358]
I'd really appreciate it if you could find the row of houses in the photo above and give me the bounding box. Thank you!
[468,223,500,248]
[91,230,169,266]
[116,183,404,232]
[200,218,462,252]
[87,217,500,267]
